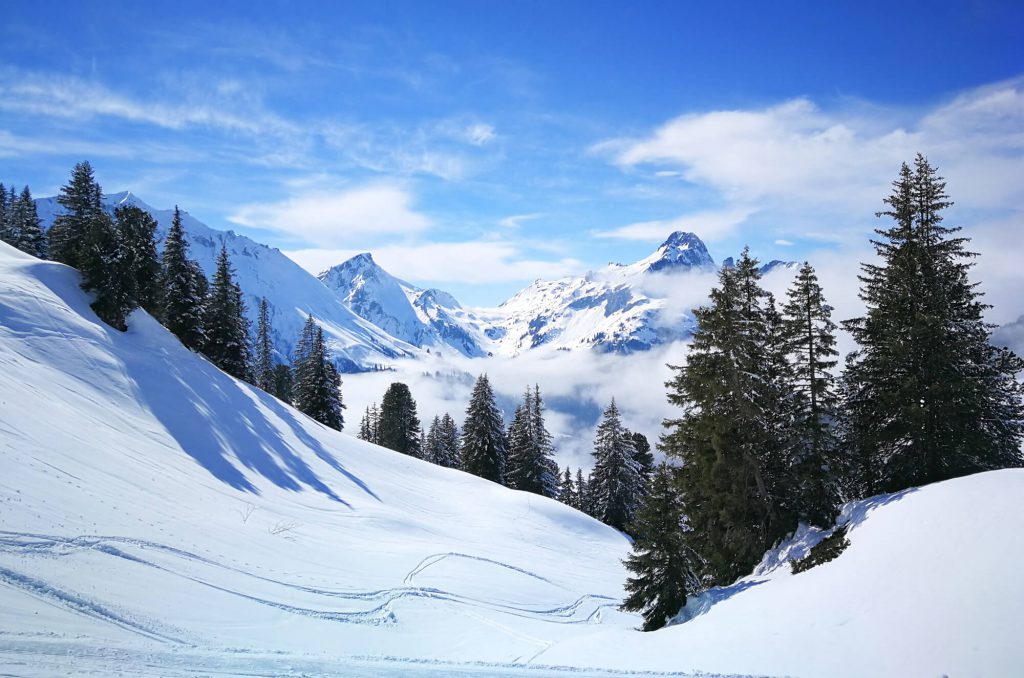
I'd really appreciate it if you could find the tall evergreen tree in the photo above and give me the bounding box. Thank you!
[506,386,559,496]
[782,262,840,524]
[461,374,508,484]
[575,468,591,515]
[253,298,275,392]
[79,209,133,330]
[662,250,794,585]
[589,399,642,532]
[293,316,344,431]
[203,244,251,381]
[558,466,577,507]
[437,413,461,468]
[626,431,655,489]
[621,463,702,631]
[378,382,422,457]
[49,161,103,268]
[113,205,160,316]
[0,186,46,258]
[358,403,381,444]
[272,363,293,404]
[841,155,1024,494]
[160,206,206,350]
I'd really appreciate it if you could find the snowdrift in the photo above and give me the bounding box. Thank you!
[1,241,1021,677]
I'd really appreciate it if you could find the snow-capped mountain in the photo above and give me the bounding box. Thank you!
[34,192,416,371]
[485,231,718,355]
[318,253,489,358]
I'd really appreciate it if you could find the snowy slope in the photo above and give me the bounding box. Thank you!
[0,242,642,674]
[318,253,488,358]
[34,192,417,371]
[541,469,1024,678]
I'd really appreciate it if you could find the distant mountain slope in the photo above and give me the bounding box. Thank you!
[318,253,488,358]
[34,192,416,371]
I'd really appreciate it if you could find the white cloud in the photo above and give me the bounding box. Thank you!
[775,239,794,246]
[598,77,1024,214]
[498,213,543,229]
[463,123,496,146]
[593,207,756,243]
[229,183,431,247]
[285,240,584,284]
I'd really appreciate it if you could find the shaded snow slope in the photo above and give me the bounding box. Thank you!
[34,192,416,371]
[541,469,1024,678]
[0,243,644,674]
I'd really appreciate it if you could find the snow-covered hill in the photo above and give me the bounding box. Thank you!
[34,193,417,371]
[1,241,1021,676]
[318,253,489,358]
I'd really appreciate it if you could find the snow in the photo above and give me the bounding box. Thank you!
[1,240,1020,677]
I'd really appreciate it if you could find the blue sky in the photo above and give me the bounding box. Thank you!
[1,1,1022,305]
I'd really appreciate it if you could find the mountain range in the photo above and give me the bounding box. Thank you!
[35,192,789,369]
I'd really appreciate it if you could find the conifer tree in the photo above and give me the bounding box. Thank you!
[626,431,655,490]
[79,209,133,330]
[160,206,206,350]
[575,468,590,514]
[203,244,251,381]
[378,382,422,457]
[253,298,275,393]
[113,205,160,316]
[49,161,103,268]
[506,386,559,496]
[293,316,344,431]
[558,466,577,507]
[589,399,642,532]
[424,416,443,463]
[437,413,461,468]
[841,155,1024,495]
[621,463,702,631]
[782,262,840,524]
[461,374,508,484]
[272,363,293,404]
[0,186,46,258]
[662,250,793,585]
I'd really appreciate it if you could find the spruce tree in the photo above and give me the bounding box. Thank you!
[293,317,344,431]
[782,262,840,524]
[358,403,381,444]
[49,161,103,268]
[253,298,275,392]
[272,363,293,404]
[160,206,206,350]
[378,382,422,457]
[589,399,642,532]
[621,463,702,631]
[79,209,133,330]
[113,205,160,316]
[506,386,559,496]
[0,183,7,245]
[662,250,792,585]
[558,466,577,507]
[461,374,508,484]
[627,431,655,490]
[1,186,46,258]
[841,155,1024,494]
[203,244,251,381]
[437,413,461,468]
[575,468,590,514]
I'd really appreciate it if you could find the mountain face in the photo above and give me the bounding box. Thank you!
[34,192,415,371]
[318,253,488,358]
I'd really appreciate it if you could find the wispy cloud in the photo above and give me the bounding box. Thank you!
[498,212,543,229]
[593,207,756,242]
[228,183,431,247]
[595,77,1024,213]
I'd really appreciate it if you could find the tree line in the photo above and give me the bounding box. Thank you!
[359,378,656,530]
[621,155,1024,631]
[2,161,345,432]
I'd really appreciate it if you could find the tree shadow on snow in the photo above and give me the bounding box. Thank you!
[120,327,368,507]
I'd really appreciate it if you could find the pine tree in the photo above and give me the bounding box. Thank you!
[662,250,793,585]
[575,468,590,514]
[627,431,655,490]
[378,382,422,457]
[49,161,103,268]
[506,404,532,488]
[621,463,702,631]
[203,244,251,381]
[79,209,133,330]
[253,298,275,392]
[293,316,344,431]
[272,363,293,404]
[589,399,642,532]
[113,205,160,316]
[506,386,559,496]
[461,374,508,484]
[160,206,206,350]
[359,406,377,443]
[0,186,46,258]
[437,413,461,468]
[782,262,840,524]
[841,155,1024,494]
[558,466,577,507]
